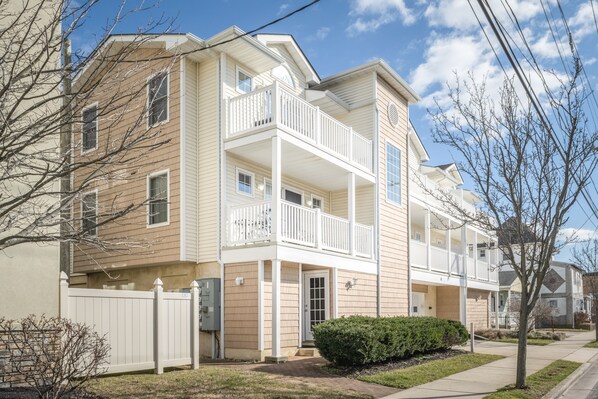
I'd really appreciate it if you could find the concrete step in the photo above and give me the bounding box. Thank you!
[295,348,320,357]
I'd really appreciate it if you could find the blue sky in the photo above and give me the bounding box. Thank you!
[73,0,598,261]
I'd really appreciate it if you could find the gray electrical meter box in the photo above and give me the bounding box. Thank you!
[197,278,221,331]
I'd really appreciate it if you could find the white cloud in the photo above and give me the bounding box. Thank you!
[316,27,331,40]
[569,3,598,41]
[558,228,598,244]
[347,0,416,35]
[278,3,290,16]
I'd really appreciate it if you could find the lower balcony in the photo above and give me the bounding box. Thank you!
[227,200,374,259]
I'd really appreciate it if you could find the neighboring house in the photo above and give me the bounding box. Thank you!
[408,128,499,330]
[71,27,497,361]
[498,260,586,328]
[0,0,60,320]
[583,271,597,322]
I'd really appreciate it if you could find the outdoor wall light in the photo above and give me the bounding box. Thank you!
[257,182,265,191]
[235,277,245,286]
[345,278,358,290]
[307,199,313,207]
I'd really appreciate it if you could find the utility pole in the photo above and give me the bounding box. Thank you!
[59,38,72,276]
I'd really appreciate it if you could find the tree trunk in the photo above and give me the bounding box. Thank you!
[516,298,528,388]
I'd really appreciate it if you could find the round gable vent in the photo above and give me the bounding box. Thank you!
[387,102,400,128]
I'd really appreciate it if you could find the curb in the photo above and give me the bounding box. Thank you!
[543,362,591,399]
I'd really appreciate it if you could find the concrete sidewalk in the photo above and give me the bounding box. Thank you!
[382,331,598,399]
[553,350,598,399]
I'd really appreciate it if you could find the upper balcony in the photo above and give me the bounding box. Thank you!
[226,82,374,174]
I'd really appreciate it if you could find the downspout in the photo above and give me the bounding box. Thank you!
[373,74,381,317]
[217,52,226,359]
[406,116,412,317]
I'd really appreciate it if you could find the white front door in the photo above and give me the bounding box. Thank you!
[412,292,426,316]
[303,272,329,341]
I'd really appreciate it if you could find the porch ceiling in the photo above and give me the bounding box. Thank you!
[227,139,372,191]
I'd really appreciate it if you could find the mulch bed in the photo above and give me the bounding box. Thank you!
[0,387,100,399]
[324,348,468,379]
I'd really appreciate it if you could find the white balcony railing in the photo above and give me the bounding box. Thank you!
[430,246,449,273]
[227,201,373,259]
[410,241,427,268]
[227,83,373,172]
[450,252,464,276]
[467,256,476,278]
[477,260,489,280]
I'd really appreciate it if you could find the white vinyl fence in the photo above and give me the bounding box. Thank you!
[59,272,199,375]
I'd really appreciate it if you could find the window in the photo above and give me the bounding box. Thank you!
[414,232,422,242]
[272,65,294,88]
[283,187,303,205]
[82,104,98,152]
[549,300,558,308]
[148,171,169,226]
[236,168,254,197]
[310,195,322,209]
[386,142,401,205]
[236,67,253,94]
[480,249,486,258]
[81,191,98,236]
[264,179,272,200]
[148,72,168,126]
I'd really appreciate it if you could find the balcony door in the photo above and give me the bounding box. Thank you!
[303,271,329,341]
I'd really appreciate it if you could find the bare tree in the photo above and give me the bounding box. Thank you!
[430,57,598,387]
[0,315,110,399]
[509,297,558,332]
[572,238,598,341]
[0,0,176,268]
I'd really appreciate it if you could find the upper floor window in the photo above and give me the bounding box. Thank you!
[480,249,486,258]
[82,104,98,152]
[148,171,169,226]
[310,195,322,209]
[236,168,254,197]
[148,72,168,126]
[272,65,294,88]
[82,191,98,236]
[236,67,253,94]
[264,179,272,200]
[386,142,401,205]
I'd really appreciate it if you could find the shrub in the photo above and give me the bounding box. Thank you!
[312,316,468,367]
[0,315,109,399]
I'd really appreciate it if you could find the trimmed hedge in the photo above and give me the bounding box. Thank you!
[312,316,468,367]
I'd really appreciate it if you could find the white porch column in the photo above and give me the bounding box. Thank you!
[258,260,264,352]
[446,220,451,275]
[425,209,431,271]
[348,172,356,257]
[461,225,468,277]
[268,258,284,362]
[271,136,282,243]
[460,286,468,325]
[473,232,478,279]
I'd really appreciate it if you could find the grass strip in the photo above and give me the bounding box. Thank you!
[359,353,503,389]
[89,366,371,399]
[484,360,581,399]
[584,340,598,348]
[493,338,554,346]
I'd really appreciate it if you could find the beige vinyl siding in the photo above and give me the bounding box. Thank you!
[467,289,489,329]
[377,77,410,316]
[226,155,331,213]
[263,261,300,350]
[224,262,259,351]
[183,58,199,261]
[197,59,219,262]
[436,286,460,321]
[334,104,375,140]
[329,186,375,225]
[327,73,374,107]
[264,44,306,95]
[73,50,182,273]
[337,269,377,316]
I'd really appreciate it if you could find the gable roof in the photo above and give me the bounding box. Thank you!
[499,270,519,287]
[409,122,430,162]
[313,59,420,104]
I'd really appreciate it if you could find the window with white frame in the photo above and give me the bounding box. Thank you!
[480,249,486,258]
[81,191,98,236]
[311,195,323,209]
[236,168,254,197]
[272,65,294,88]
[549,300,558,308]
[236,67,253,94]
[148,171,169,225]
[386,142,401,205]
[264,179,272,200]
[148,72,168,126]
[82,104,98,152]
[283,187,303,205]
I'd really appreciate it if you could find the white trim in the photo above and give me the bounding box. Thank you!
[258,260,264,352]
[263,177,272,200]
[310,194,323,209]
[298,263,303,347]
[302,270,329,341]
[179,56,186,261]
[385,137,403,207]
[332,268,338,319]
[235,65,254,94]
[271,64,295,89]
[81,189,99,237]
[146,169,171,228]
[146,69,171,128]
[80,102,99,155]
[235,167,255,197]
